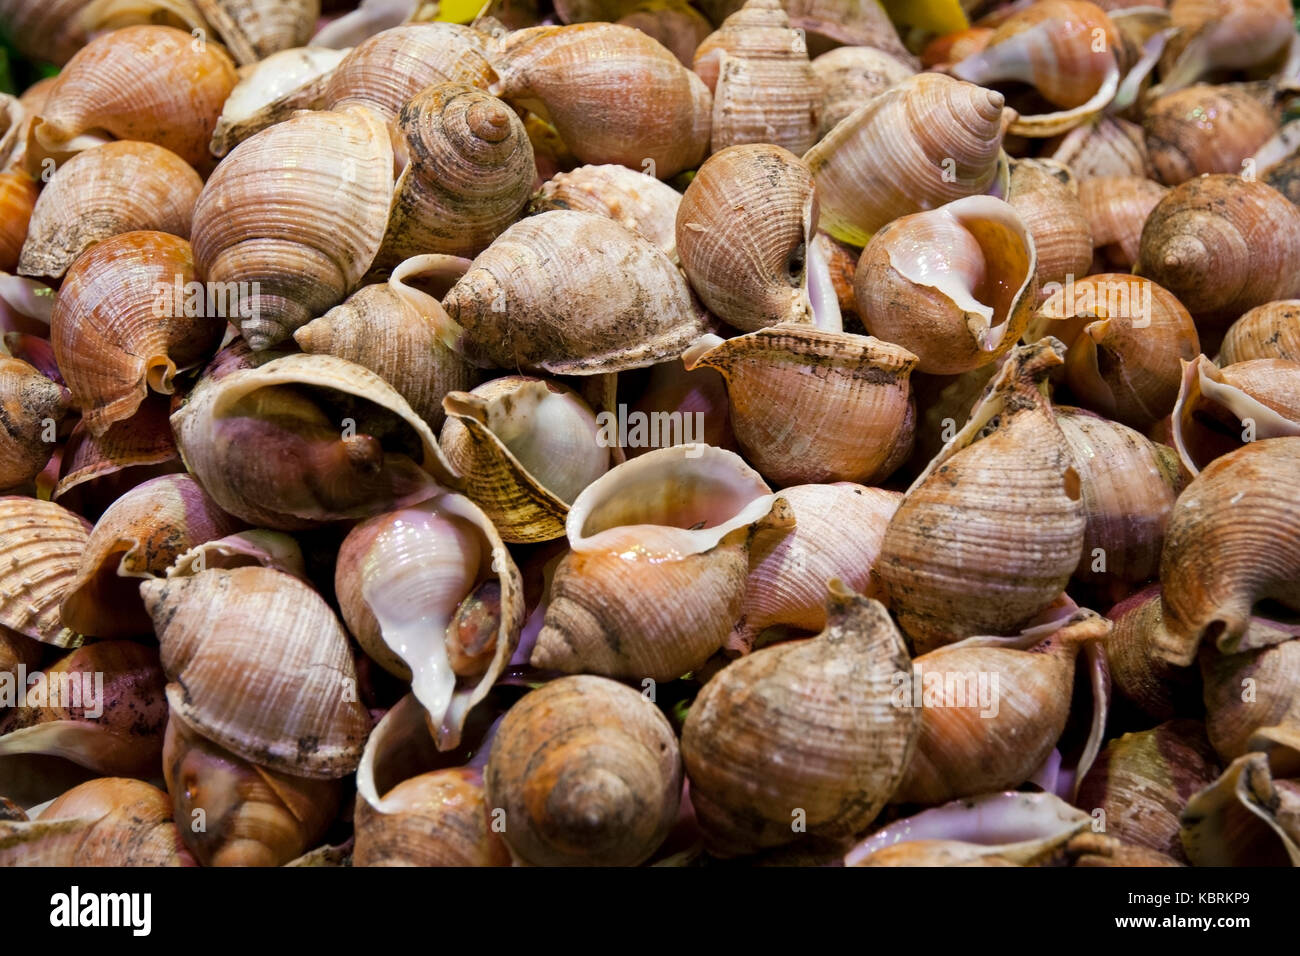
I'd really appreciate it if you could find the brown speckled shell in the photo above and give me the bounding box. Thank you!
[1219,301,1300,365]
[0,640,167,776]
[485,675,681,866]
[1076,719,1221,862]
[876,340,1086,652]
[683,583,918,857]
[18,141,202,280]
[443,210,708,375]
[676,144,816,331]
[0,356,68,491]
[379,83,534,266]
[1135,175,1300,326]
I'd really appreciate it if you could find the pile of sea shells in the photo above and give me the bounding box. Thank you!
[0,0,1298,867]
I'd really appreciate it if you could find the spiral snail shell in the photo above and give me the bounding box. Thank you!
[190,106,394,351]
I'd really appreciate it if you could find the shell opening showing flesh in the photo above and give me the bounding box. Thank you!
[211,381,431,519]
[358,504,486,733]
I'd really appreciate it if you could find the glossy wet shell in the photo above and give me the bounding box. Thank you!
[33,25,237,168]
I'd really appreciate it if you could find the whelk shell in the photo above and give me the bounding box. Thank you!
[442,210,709,375]
[1170,355,1300,475]
[51,230,225,437]
[190,106,394,351]
[894,609,1112,805]
[950,0,1123,137]
[162,711,340,867]
[322,23,494,125]
[675,144,818,331]
[854,195,1038,375]
[683,581,918,858]
[59,474,244,639]
[1219,301,1300,365]
[0,777,195,866]
[377,82,535,266]
[0,356,68,492]
[294,254,478,432]
[693,0,819,156]
[488,23,711,179]
[531,444,792,682]
[32,25,237,170]
[0,640,167,777]
[728,482,900,654]
[18,141,202,280]
[1077,174,1167,270]
[484,674,682,866]
[1075,719,1221,862]
[440,376,610,544]
[528,163,682,260]
[803,72,1007,246]
[684,325,917,487]
[0,497,91,647]
[141,565,373,779]
[1027,273,1199,430]
[171,353,457,530]
[1158,437,1300,665]
[876,339,1086,653]
[334,492,525,750]
[1056,406,1184,584]
[1135,174,1300,327]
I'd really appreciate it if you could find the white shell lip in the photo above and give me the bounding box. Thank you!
[353,490,523,751]
[886,194,1037,355]
[1006,60,1120,138]
[219,47,348,125]
[566,444,777,556]
[1172,355,1300,476]
[355,693,439,814]
[950,30,1122,138]
[844,790,1091,866]
[356,691,502,815]
[447,375,609,506]
[389,254,470,354]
